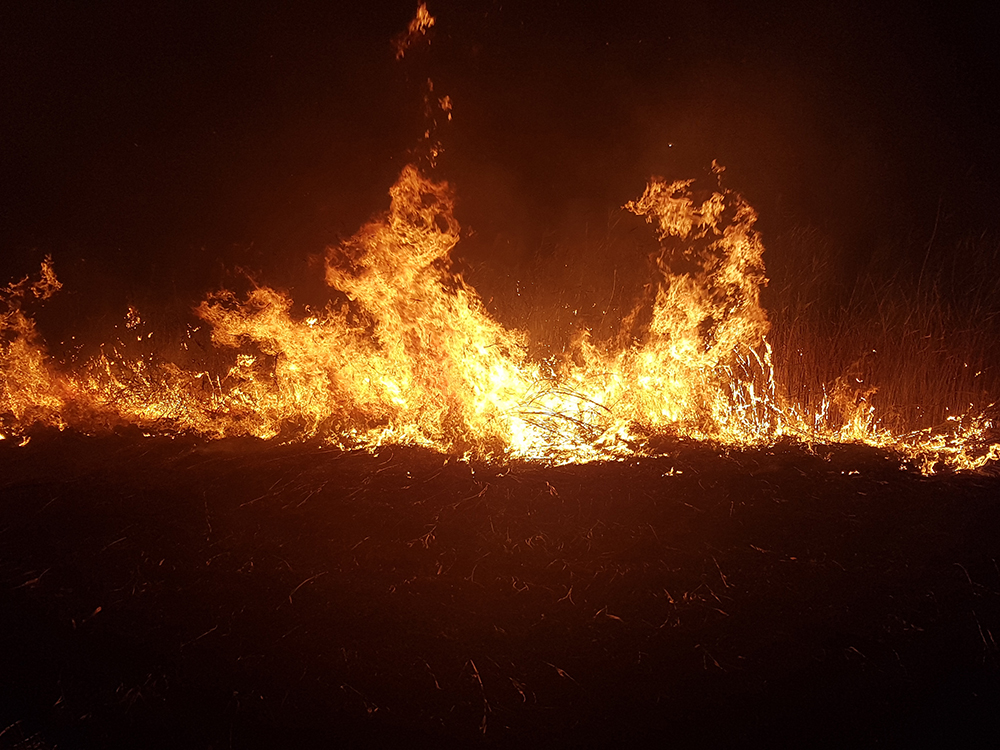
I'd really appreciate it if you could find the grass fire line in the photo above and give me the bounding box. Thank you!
[1,164,998,473]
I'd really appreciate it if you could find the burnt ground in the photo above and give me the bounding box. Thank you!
[1,432,999,749]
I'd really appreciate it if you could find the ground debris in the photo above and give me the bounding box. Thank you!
[1,433,999,747]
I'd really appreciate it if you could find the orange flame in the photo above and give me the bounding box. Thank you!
[394,3,436,60]
[4,3,996,472]
[2,165,996,472]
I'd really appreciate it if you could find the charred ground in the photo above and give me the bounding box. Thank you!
[1,433,999,748]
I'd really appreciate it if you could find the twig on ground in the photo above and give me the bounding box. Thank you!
[287,571,327,603]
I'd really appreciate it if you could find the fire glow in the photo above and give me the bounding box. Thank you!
[1,5,997,473]
[1,164,997,472]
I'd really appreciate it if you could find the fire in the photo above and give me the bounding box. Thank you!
[2,4,997,472]
[2,162,997,472]
[393,2,435,60]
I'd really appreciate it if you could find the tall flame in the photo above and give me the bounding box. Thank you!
[1,165,997,470]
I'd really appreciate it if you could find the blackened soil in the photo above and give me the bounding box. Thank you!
[1,432,999,749]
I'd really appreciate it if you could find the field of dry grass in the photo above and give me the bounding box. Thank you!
[765,227,1000,437]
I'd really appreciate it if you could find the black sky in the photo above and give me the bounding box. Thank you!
[2,1,998,317]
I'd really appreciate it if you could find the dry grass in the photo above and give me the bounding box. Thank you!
[765,227,1000,436]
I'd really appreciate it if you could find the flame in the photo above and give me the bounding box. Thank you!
[394,3,435,60]
[5,5,996,473]
[0,258,68,431]
[2,165,997,472]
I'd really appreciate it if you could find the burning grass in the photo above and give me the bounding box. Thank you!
[2,166,999,472]
[4,4,998,746]
[766,226,1000,470]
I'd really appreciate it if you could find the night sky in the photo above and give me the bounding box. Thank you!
[3,1,998,330]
